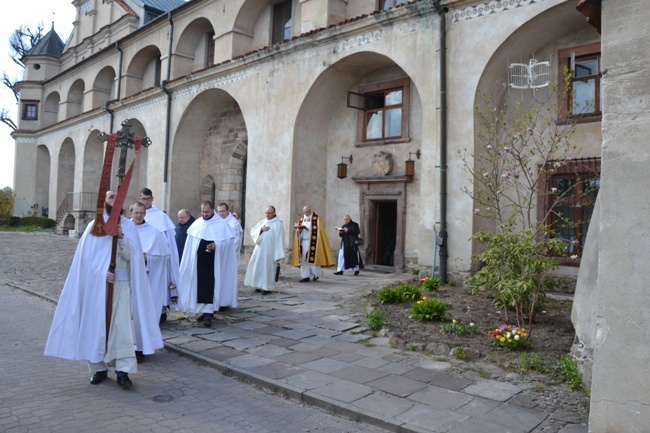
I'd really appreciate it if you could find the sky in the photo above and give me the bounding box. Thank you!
[0,1,76,189]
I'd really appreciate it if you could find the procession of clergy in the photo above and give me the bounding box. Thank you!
[45,188,362,388]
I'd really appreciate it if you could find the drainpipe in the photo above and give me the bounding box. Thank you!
[115,41,123,101]
[161,12,174,213]
[434,1,448,284]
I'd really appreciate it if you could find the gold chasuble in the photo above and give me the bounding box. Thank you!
[291,213,336,267]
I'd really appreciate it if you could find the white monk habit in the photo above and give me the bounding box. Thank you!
[177,213,239,313]
[244,216,285,292]
[45,215,163,366]
[136,221,172,314]
[144,205,180,305]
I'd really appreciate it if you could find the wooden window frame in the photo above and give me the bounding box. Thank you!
[206,31,215,67]
[558,42,602,124]
[349,77,410,147]
[537,158,601,264]
[272,0,292,44]
[21,100,39,121]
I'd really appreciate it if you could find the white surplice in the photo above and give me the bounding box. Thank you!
[135,221,172,313]
[45,215,163,363]
[244,217,285,291]
[144,205,180,305]
[177,214,239,313]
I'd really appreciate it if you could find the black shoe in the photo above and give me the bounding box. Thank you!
[218,306,229,312]
[299,278,310,283]
[261,290,273,296]
[159,312,167,325]
[333,271,343,275]
[90,370,108,385]
[354,270,359,276]
[196,314,204,322]
[203,313,212,327]
[116,374,132,389]
[312,276,319,282]
[135,351,144,364]
[255,288,263,292]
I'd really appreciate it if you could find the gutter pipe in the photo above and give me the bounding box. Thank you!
[161,11,174,213]
[433,1,448,284]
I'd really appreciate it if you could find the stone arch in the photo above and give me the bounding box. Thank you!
[83,130,104,193]
[35,145,50,217]
[231,0,275,58]
[173,17,215,77]
[44,92,60,126]
[124,45,163,97]
[63,214,75,231]
[292,51,422,271]
[57,139,75,212]
[470,1,601,246]
[169,89,248,218]
[92,66,116,109]
[66,79,85,118]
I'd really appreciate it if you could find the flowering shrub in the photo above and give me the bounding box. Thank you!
[488,324,529,350]
[419,277,441,291]
[411,297,449,322]
[440,319,478,335]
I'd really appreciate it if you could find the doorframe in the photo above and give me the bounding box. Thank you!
[354,176,409,273]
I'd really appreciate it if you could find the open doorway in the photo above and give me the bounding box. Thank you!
[371,201,397,266]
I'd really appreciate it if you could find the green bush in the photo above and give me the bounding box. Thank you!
[453,347,467,360]
[366,309,388,331]
[20,216,57,228]
[377,284,422,304]
[8,216,21,226]
[420,277,441,291]
[411,298,448,322]
[467,225,564,337]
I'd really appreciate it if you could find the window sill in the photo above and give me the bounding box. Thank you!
[355,137,410,147]
[557,113,602,125]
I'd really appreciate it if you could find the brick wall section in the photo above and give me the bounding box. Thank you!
[200,103,248,213]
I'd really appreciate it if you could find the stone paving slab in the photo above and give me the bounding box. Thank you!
[366,374,429,397]
[408,385,474,410]
[479,403,549,432]
[352,391,415,418]
[309,379,374,403]
[331,365,390,384]
[397,404,471,433]
[464,380,523,402]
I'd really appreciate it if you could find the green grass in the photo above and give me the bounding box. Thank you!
[0,225,51,232]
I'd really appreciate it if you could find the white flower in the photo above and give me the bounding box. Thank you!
[514,334,520,341]
[469,323,475,327]
[570,255,578,260]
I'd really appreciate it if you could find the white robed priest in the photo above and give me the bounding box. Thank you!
[138,188,180,318]
[45,191,163,388]
[217,202,243,257]
[131,202,172,326]
[177,201,239,327]
[244,206,285,294]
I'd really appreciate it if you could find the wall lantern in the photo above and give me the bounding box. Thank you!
[405,149,421,179]
[337,155,353,179]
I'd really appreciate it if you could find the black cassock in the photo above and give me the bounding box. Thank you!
[196,239,215,303]
[339,221,364,270]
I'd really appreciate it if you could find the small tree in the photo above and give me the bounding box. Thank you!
[460,79,587,338]
[0,187,15,223]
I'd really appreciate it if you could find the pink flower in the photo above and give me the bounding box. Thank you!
[504,146,511,152]
[486,145,493,150]
[514,172,520,179]
[551,187,558,193]
[474,208,480,214]
[483,172,489,178]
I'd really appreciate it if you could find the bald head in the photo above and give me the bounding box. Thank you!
[177,209,191,225]
[302,205,312,216]
[265,206,276,219]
